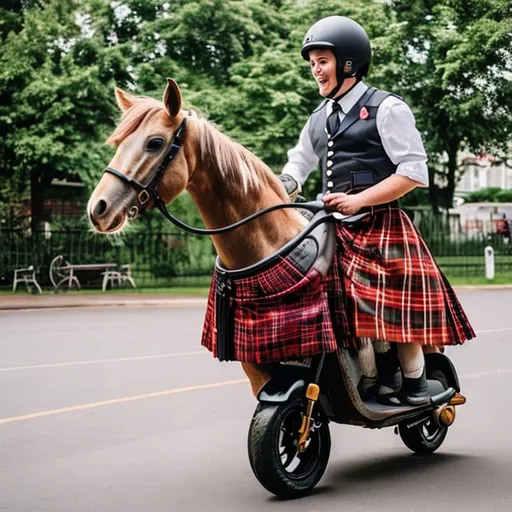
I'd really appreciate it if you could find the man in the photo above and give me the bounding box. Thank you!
[280,16,475,405]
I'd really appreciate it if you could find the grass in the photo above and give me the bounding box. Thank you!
[441,275,512,286]
[3,275,512,297]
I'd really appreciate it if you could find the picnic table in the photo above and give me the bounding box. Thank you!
[49,256,135,291]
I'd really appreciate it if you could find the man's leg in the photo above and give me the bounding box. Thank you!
[356,337,378,399]
[374,341,401,396]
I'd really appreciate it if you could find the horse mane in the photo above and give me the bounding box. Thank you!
[193,115,285,197]
[106,96,287,199]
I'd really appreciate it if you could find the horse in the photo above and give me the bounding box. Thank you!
[88,78,309,396]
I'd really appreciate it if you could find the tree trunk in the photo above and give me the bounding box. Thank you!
[445,138,460,209]
[30,170,44,233]
[428,165,439,214]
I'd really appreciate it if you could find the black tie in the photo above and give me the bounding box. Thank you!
[326,101,342,137]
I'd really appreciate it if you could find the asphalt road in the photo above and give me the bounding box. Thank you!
[1,290,512,511]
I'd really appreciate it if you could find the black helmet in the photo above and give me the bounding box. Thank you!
[301,16,371,82]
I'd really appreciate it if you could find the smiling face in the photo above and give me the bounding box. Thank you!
[309,48,338,98]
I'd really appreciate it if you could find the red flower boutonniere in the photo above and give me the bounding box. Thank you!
[359,106,369,120]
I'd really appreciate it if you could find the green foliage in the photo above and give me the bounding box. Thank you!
[387,0,512,208]
[0,0,510,219]
[0,0,127,198]
[465,187,512,203]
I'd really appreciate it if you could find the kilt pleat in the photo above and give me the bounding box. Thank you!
[335,205,475,346]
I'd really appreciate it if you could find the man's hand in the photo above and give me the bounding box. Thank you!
[323,192,364,215]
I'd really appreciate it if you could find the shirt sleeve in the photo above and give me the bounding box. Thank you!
[376,96,429,187]
[281,118,319,187]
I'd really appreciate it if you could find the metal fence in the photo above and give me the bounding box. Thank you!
[0,229,216,289]
[408,208,512,279]
[1,210,511,290]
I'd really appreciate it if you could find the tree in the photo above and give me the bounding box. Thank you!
[172,0,393,199]
[0,0,130,229]
[1,0,510,228]
[388,0,512,210]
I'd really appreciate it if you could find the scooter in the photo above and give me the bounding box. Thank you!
[244,207,466,499]
[247,348,465,499]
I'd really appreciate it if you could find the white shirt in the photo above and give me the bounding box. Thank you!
[282,81,429,187]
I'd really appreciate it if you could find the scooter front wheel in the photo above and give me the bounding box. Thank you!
[248,398,330,499]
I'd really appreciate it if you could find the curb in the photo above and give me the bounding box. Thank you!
[0,297,207,311]
[1,286,511,311]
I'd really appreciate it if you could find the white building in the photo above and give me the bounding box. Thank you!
[457,154,512,193]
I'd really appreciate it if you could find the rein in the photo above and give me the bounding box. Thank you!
[103,116,348,236]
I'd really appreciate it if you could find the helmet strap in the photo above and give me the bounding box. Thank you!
[327,76,359,100]
[327,81,343,99]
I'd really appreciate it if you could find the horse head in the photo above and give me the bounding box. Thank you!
[88,78,190,233]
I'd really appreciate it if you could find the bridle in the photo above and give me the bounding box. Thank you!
[104,116,189,221]
[103,115,345,235]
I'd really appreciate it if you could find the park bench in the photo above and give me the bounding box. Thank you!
[49,255,136,291]
[12,265,42,294]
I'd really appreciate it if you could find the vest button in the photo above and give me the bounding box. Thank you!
[326,170,332,177]
[327,151,334,157]
[327,160,333,167]
[328,141,334,147]
[327,181,334,188]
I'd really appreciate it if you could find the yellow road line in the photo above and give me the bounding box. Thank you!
[0,351,207,372]
[0,379,248,425]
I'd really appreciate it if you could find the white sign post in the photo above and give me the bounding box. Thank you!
[484,245,495,280]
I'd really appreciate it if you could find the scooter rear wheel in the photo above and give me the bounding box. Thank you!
[398,368,450,455]
[248,398,330,499]
[398,417,448,455]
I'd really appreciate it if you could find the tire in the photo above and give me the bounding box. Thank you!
[398,417,448,455]
[398,367,450,455]
[247,398,331,499]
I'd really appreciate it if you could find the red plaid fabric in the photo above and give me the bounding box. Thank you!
[201,255,338,363]
[201,204,474,363]
[335,204,475,346]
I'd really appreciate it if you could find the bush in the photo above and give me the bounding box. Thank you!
[465,187,509,203]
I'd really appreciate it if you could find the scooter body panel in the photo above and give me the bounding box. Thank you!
[256,350,461,429]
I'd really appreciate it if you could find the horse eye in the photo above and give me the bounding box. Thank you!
[146,137,165,152]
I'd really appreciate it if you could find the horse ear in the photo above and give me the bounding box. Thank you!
[115,88,135,112]
[163,78,182,117]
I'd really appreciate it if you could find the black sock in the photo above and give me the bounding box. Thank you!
[375,346,401,389]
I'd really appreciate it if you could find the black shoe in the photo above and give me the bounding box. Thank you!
[357,375,378,400]
[376,368,402,405]
[378,368,430,406]
[374,348,401,404]
[401,368,430,406]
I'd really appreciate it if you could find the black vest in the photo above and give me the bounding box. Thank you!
[308,86,399,194]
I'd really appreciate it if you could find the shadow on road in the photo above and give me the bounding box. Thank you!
[330,452,475,484]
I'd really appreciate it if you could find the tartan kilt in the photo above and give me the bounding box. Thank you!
[334,205,475,346]
[201,255,339,363]
[201,204,475,363]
